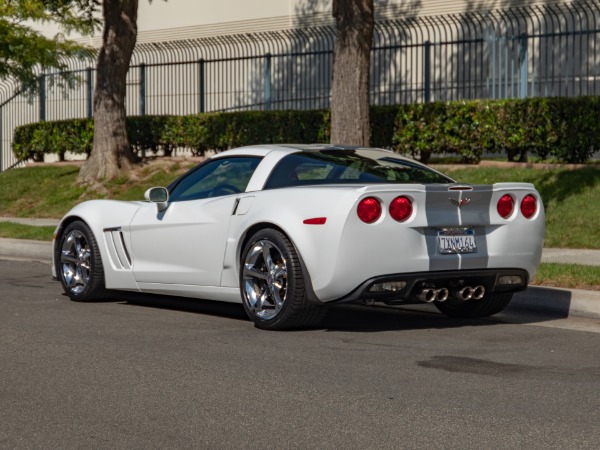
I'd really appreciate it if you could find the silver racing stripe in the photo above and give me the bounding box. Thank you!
[425,185,460,271]
[459,186,493,270]
[460,226,490,270]
[424,185,493,271]
[424,185,461,228]
[424,228,460,271]
[457,185,493,229]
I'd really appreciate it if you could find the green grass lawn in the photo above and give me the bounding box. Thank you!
[532,263,600,291]
[0,222,55,241]
[0,161,195,219]
[448,166,600,249]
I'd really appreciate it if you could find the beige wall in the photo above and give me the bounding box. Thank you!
[66,0,570,45]
[36,0,574,45]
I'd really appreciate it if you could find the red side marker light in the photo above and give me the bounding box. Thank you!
[303,217,327,225]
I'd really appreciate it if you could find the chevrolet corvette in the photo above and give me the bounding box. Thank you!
[53,144,545,329]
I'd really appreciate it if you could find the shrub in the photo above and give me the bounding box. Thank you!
[12,98,600,164]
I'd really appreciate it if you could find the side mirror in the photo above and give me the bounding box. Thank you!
[144,187,169,212]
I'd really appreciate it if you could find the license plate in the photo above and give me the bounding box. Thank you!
[437,228,477,254]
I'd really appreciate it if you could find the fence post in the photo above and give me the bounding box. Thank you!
[38,74,46,121]
[198,59,205,113]
[518,33,528,98]
[424,41,431,102]
[264,53,272,111]
[138,64,147,159]
[86,67,93,118]
[139,63,146,116]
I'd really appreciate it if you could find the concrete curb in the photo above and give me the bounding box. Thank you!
[541,248,600,266]
[0,218,59,227]
[0,238,52,263]
[511,286,600,319]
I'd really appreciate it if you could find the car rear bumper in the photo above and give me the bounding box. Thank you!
[331,268,529,304]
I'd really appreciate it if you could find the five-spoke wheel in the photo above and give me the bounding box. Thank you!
[60,229,92,295]
[242,239,289,320]
[240,228,327,330]
[57,221,107,301]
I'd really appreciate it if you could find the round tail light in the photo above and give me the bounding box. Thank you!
[520,194,537,219]
[357,197,382,223]
[497,194,514,219]
[389,196,413,222]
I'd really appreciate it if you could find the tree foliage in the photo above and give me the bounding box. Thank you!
[0,0,99,92]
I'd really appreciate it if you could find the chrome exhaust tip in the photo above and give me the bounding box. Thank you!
[472,285,486,300]
[435,288,449,302]
[454,286,473,301]
[417,289,437,303]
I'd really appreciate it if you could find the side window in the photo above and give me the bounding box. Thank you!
[169,157,261,202]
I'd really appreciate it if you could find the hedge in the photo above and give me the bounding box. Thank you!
[12,97,600,164]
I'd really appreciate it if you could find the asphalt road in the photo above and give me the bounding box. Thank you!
[1,260,600,449]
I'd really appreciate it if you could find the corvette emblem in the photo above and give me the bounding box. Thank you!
[449,197,471,207]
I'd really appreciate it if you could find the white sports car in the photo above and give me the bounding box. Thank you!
[53,144,545,330]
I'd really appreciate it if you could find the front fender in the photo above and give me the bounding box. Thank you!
[53,200,145,290]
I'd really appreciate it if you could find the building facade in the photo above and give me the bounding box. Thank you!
[1,0,598,169]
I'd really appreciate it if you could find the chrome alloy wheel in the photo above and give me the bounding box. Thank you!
[60,230,92,295]
[242,240,288,320]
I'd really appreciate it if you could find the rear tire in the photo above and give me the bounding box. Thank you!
[434,293,513,318]
[57,220,109,302]
[240,228,328,330]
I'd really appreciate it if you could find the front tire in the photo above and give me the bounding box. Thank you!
[434,293,513,318]
[240,228,327,330]
[57,220,108,302]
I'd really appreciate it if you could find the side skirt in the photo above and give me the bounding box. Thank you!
[136,283,242,303]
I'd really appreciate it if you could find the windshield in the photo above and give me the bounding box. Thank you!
[264,149,454,189]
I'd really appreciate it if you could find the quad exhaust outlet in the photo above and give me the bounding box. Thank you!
[416,286,485,303]
[454,286,473,300]
[417,288,449,303]
[472,285,486,300]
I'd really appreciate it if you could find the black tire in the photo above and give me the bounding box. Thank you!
[240,228,328,330]
[434,293,514,318]
[56,220,109,302]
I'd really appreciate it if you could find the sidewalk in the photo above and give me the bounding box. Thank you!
[0,217,60,227]
[1,217,598,320]
[541,248,600,266]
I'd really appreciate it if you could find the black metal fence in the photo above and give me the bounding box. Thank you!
[2,1,600,170]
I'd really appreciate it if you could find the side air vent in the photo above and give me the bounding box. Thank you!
[103,227,132,269]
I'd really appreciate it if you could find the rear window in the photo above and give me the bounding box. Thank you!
[264,150,453,189]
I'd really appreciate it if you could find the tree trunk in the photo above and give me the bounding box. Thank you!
[330,0,374,147]
[77,0,138,184]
